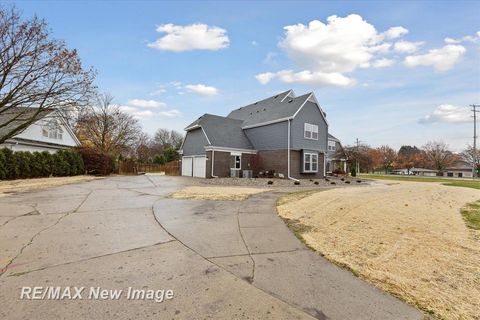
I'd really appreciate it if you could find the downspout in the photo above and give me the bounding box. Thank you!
[211,150,218,178]
[287,119,299,182]
[323,151,326,178]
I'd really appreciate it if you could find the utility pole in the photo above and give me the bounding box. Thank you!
[471,104,479,178]
[355,138,360,174]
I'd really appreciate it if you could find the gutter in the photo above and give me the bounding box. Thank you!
[287,119,299,182]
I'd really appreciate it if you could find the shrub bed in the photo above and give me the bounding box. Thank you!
[0,148,84,180]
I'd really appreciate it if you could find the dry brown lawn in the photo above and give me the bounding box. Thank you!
[277,181,480,320]
[0,176,97,196]
[170,186,268,201]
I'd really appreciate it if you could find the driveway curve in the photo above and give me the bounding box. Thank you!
[153,188,422,320]
[0,175,422,319]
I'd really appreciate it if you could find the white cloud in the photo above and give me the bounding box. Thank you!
[256,70,355,87]
[255,72,275,84]
[158,109,182,118]
[263,52,278,66]
[393,40,424,53]
[372,58,395,68]
[383,26,409,39]
[119,106,155,120]
[444,37,461,44]
[404,44,466,71]
[256,15,408,87]
[280,15,384,73]
[148,23,229,52]
[444,31,480,44]
[184,84,218,96]
[127,99,166,108]
[251,40,258,46]
[419,104,470,124]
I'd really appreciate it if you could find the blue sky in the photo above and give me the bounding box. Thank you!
[13,0,480,151]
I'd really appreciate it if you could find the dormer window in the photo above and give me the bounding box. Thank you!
[304,123,318,140]
[42,119,63,140]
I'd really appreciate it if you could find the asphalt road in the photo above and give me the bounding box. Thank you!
[0,175,422,319]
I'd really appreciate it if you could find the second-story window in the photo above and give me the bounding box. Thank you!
[42,119,63,140]
[304,123,318,140]
[328,140,336,151]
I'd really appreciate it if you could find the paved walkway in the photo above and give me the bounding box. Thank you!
[0,176,422,319]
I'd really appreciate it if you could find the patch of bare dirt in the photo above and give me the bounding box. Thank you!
[277,181,480,319]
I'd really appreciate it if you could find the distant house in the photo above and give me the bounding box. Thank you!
[410,168,437,176]
[179,90,332,179]
[442,161,473,178]
[326,133,347,173]
[0,107,80,153]
[392,163,473,178]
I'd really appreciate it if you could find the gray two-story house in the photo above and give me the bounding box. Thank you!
[179,90,330,179]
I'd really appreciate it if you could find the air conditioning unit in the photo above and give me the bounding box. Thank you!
[230,169,240,178]
[242,170,253,178]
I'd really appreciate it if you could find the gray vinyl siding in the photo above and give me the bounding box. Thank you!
[244,121,288,150]
[291,101,327,152]
[182,128,209,156]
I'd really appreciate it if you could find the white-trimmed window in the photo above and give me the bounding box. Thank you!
[42,119,63,140]
[230,155,241,170]
[304,123,318,140]
[328,140,336,151]
[303,152,318,173]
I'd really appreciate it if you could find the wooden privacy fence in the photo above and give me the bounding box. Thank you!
[118,160,180,176]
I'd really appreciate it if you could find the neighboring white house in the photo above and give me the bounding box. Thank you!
[0,107,80,153]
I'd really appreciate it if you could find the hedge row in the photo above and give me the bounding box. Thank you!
[0,148,84,180]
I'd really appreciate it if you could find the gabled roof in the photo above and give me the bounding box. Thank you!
[0,107,54,139]
[227,91,314,127]
[185,114,254,150]
[328,133,340,141]
[0,107,80,146]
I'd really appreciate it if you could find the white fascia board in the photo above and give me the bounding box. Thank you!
[204,146,257,154]
[292,92,329,126]
[5,138,69,149]
[280,89,295,102]
[241,117,291,129]
[184,124,201,131]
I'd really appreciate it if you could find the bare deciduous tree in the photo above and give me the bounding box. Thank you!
[0,6,95,143]
[423,141,455,172]
[76,93,142,156]
[152,128,184,151]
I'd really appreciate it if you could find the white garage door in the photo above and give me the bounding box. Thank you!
[181,157,193,176]
[193,156,206,178]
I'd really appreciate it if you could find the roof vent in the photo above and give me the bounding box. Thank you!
[288,99,293,103]
[274,95,278,98]
[254,102,258,105]
[263,108,266,111]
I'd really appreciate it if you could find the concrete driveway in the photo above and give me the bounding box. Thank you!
[0,175,422,319]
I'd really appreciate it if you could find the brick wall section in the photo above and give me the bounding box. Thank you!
[257,150,289,178]
[256,149,324,179]
[289,150,325,179]
[206,149,324,179]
